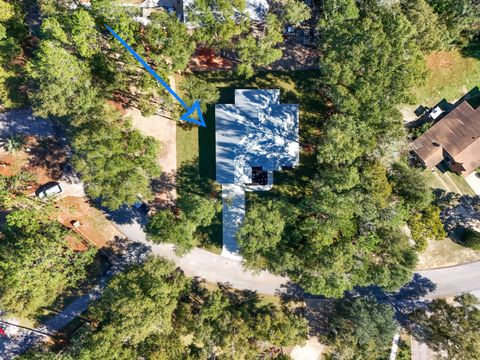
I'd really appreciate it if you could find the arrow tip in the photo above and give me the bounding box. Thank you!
[180,100,206,127]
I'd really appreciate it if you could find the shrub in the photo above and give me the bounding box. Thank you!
[463,228,480,250]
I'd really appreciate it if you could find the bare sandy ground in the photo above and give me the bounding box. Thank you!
[126,108,177,203]
[289,338,325,360]
[127,75,178,204]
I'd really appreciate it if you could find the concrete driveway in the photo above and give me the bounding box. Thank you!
[57,181,85,199]
[465,172,480,195]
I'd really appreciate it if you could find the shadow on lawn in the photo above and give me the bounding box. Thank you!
[461,38,480,60]
[178,70,328,249]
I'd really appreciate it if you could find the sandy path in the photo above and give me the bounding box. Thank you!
[126,75,178,204]
[126,107,177,203]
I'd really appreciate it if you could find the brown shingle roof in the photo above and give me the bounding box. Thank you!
[412,100,480,173]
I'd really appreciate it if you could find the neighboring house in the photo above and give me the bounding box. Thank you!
[412,90,480,177]
[181,0,269,24]
[82,0,270,26]
[215,89,299,259]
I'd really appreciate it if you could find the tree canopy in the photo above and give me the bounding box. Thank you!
[236,0,435,297]
[71,105,160,209]
[147,193,220,254]
[408,294,480,359]
[27,40,98,118]
[187,0,249,48]
[0,204,96,317]
[0,0,27,109]
[325,296,398,360]
[427,0,480,45]
[24,257,308,359]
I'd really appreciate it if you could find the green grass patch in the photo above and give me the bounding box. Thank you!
[177,125,199,166]
[424,163,475,196]
[425,168,475,195]
[417,236,480,270]
[415,48,480,106]
[201,281,282,306]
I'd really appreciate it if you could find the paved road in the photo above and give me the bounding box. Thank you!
[417,261,480,298]
[1,108,479,297]
[1,109,480,358]
[113,214,287,294]
[0,273,111,359]
[112,207,480,297]
[411,339,435,360]
[0,241,149,359]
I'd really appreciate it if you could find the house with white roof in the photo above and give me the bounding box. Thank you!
[215,89,299,259]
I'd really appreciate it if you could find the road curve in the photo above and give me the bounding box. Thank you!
[1,109,478,298]
[114,219,288,294]
[114,214,480,297]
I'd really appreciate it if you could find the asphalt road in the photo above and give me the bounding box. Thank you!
[2,110,478,298]
[417,261,480,298]
[1,109,479,358]
[112,207,480,297]
[112,215,287,294]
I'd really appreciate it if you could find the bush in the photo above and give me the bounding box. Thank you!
[408,205,446,251]
[463,228,480,250]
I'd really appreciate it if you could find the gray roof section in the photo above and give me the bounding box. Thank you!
[215,89,299,185]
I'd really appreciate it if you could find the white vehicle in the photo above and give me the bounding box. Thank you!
[36,182,62,198]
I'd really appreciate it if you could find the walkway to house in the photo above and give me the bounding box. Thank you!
[465,172,480,195]
[221,184,245,260]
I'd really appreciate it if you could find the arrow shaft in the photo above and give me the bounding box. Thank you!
[105,25,188,109]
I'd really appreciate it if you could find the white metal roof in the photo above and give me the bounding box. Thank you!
[215,89,299,185]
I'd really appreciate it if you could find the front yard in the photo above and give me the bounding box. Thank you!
[424,166,476,196]
[417,237,480,270]
[0,137,122,249]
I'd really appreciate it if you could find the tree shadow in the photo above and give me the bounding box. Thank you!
[176,159,222,250]
[199,102,216,180]
[276,273,437,338]
[353,274,436,326]
[461,38,480,60]
[101,202,148,226]
[27,137,68,181]
[176,158,217,197]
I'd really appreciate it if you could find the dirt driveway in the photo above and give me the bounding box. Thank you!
[127,107,177,204]
[57,196,123,249]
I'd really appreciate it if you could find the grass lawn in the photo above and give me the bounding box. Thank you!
[426,168,475,195]
[415,47,480,107]
[417,237,480,270]
[176,69,322,174]
[423,163,475,196]
[201,280,282,306]
[175,70,322,253]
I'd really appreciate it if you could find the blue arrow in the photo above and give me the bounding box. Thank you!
[104,24,206,127]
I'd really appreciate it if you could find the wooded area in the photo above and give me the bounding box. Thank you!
[1,0,479,358]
